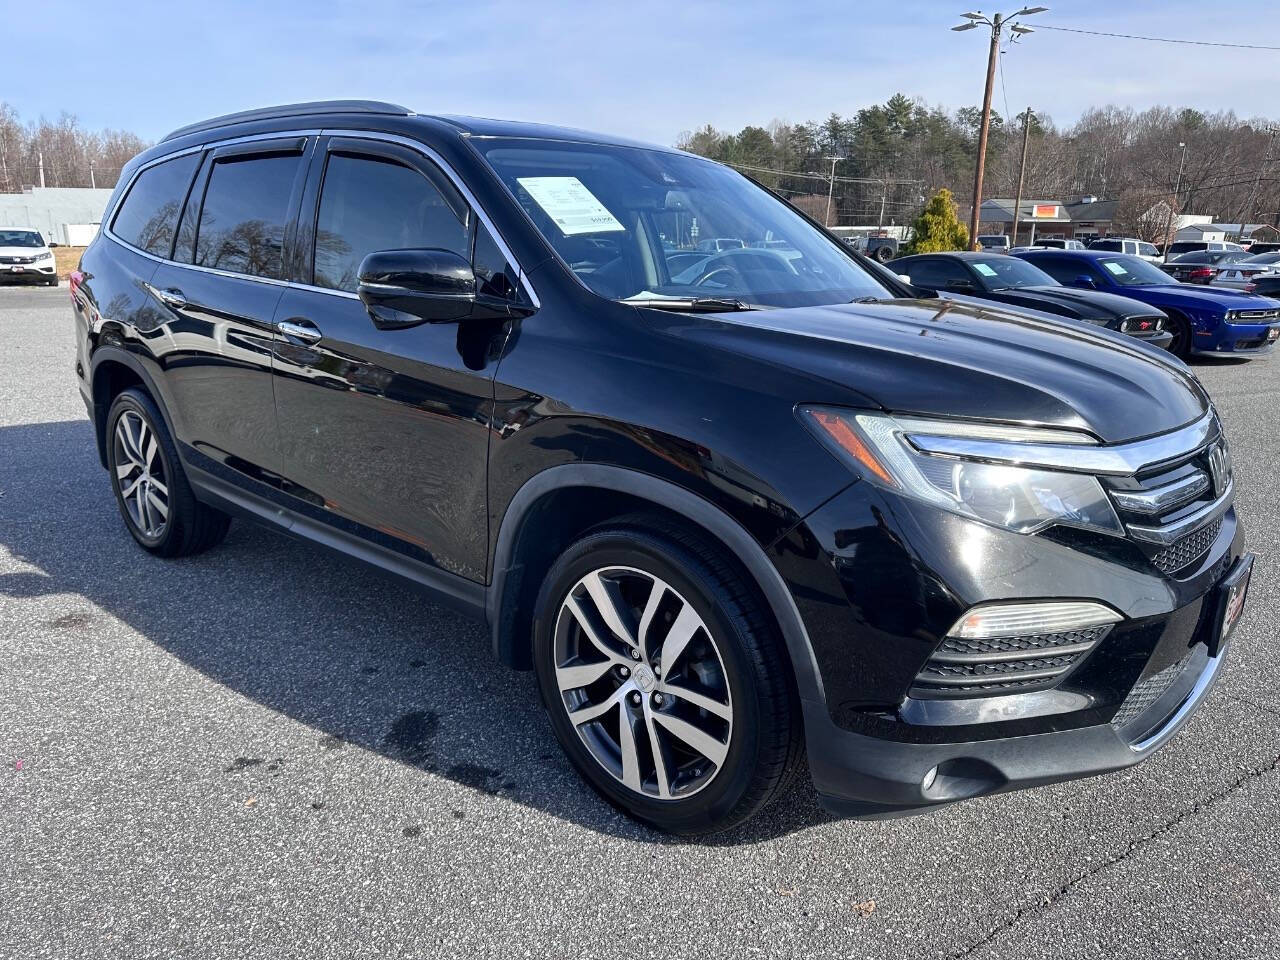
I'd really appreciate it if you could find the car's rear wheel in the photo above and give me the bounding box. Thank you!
[533,522,803,835]
[106,388,230,557]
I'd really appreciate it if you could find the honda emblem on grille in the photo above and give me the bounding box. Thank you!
[1208,443,1230,498]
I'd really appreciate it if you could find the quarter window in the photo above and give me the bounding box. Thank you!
[195,151,303,280]
[112,153,200,257]
[313,152,470,293]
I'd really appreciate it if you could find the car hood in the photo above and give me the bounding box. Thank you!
[989,285,1164,319]
[696,297,1207,443]
[1126,284,1280,310]
[0,245,50,257]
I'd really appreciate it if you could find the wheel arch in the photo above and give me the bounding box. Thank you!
[488,463,826,705]
[88,347,176,469]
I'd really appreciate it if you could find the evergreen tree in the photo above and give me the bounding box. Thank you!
[906,189,969,253]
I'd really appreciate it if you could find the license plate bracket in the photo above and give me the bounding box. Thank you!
[1208,554,1253,656]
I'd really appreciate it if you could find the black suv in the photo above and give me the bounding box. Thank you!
[71,102,1252,834]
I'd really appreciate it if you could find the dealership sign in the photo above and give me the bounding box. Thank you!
[1032,204,1060,219]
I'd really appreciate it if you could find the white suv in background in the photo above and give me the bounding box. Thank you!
[1088,237,1162,263]
[0,228,58,286]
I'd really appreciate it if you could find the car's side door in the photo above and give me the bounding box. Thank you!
[270,135,522,583]
[148,136,313,482]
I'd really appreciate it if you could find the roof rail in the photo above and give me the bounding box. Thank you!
[162,100,414,142]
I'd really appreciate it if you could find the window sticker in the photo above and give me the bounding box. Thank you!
[1102,261,1128,276]
[516,176,626,236]
[973,263,998,277]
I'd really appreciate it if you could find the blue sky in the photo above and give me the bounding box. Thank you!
[8,1,1279,145]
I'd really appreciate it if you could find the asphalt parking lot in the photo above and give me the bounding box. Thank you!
[2,283,1279,959]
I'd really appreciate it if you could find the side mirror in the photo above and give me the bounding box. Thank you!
[946,279,977,292]
[897,274,913,284]
[357,248,476,328]
[1075,275,1097,289]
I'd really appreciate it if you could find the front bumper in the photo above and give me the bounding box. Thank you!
[769,470,1247,817]
[806,630,1230,818]
[1192,320,1279,356]
[0,259,57,282]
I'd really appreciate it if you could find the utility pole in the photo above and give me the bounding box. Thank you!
[37,150,45,188]
[1162,142,1188,255]
[89,159,96,190]
[823,155,843,227]
[952,7,1046,248]
[878,179,889,230]
[1011,107,1034,247]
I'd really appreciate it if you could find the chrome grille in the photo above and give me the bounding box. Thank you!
[0,254,38,265]
[1101,428,1232,578]
[910,625,1111,699]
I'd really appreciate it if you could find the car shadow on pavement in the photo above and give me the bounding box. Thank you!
[0,419,832,845]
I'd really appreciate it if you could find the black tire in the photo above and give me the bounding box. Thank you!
[1166,310,1193,359]
[532,520,804,835]
[873,245,894,263]
[106,387,230,557]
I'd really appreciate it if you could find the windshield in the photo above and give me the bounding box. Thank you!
[0,229,44,247]
[971,256,1056,289]
[1097,256,1177,286]
[1245,252,1280,264]
[474,138,890,308]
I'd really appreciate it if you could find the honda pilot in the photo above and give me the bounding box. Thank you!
[70,101,1252,834]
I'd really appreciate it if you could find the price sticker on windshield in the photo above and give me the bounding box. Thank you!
[517,176,626,236]
[973,263,998,277]
[1102,261,1128,276]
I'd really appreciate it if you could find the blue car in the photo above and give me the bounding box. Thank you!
[1015,249,1280,359]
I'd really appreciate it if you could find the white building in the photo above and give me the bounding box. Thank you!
[0,186,115,245]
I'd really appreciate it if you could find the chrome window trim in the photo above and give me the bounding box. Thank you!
[103,126,539,309]
[906,410,1219,477]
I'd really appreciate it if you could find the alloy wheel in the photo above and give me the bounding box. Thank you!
[113,410,170,539]
[553,565,734,800]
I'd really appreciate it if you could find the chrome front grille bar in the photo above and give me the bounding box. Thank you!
[1110,471,1211,515]
[1126,481,1234,546]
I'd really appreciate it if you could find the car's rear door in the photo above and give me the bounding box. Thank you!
[148,135,313,482]
[269,134,520,583]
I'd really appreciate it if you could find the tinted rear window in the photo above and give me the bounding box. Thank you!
[112,153,200,257]
[1090,240,1121,251]
[195,152,302,279]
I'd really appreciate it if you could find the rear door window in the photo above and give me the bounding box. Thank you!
[313,151,470,293]
[194,151,304,280]
[112,153,201,257]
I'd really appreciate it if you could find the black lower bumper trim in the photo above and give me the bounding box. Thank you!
[805,636,1230,819]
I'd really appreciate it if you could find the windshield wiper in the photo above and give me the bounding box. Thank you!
[622,297,760,312]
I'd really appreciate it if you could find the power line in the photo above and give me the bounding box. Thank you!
[1037,24,1280,51]
[725,160,921,186]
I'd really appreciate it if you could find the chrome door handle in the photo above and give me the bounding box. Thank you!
[153,286,187,309]
[276,319,323,344]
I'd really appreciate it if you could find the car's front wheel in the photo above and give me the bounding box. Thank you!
[106,388,231,557]
[533,522,803,835]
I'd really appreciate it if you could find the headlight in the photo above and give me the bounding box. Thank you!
[801,407,1123,537]
[37,251,53,261]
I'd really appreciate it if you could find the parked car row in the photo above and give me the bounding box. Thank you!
[892,248,1280,359]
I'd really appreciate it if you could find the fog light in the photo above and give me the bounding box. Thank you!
[947,600,1122,639]
[922,765,938,791]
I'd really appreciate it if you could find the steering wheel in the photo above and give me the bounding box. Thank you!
[692,263,745,288]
